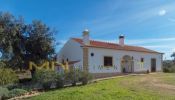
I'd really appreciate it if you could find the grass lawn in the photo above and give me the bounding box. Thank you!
[30,73,175,100]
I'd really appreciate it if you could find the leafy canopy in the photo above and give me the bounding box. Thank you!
[0,12,57,69]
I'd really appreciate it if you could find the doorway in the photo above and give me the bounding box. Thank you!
[121,55,134,73]
[151,58,156,72]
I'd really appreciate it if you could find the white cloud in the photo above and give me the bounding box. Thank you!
[126,38,175,45]
[173,48,175,52]
[158,9,166,16]
[168,18,175,22]
[86,3,175,36]
[97,37,175,45]
[142,45,170,49]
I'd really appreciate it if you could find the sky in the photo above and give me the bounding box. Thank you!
[0,0,175,60]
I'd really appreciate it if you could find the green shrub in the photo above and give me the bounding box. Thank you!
[6,84,19,90]
[32,68,92,89]
[0,61,6,68]
[33,68,58,90]
[79,71,93,85]
[65,69,93,86]
[55,74,64,88]
[164,66,175,73]
[42,81,53,90]
[8,88,27,98]
[163,61,175,73]
[0,87,27,99]
[65,69,80,86]
[0,68,18,86]
[0,87,9,100]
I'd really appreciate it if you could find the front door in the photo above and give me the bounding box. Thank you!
[121,55,134,73]
[151,58,156,72]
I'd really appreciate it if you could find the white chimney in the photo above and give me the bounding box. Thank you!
[82,29,90,45]
[119,35,124,46]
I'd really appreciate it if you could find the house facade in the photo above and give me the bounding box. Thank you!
[57,29,163,77]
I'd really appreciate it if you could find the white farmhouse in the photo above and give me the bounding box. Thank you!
[57,29,163,78]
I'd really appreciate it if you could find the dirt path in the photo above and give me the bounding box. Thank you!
[153,83,175,90]
[9,91,40,100]
[139,73,175,91]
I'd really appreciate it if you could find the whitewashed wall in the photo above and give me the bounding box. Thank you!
[57,39,162,74]
[88,47,162,73]
[57,39,83,67]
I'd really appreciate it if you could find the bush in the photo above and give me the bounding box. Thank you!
[6,84,19,90]
[0,87,27,99]
[8,88,27,98]
[42,81,53,90]
[0,68,18,86]
[65,69,93,86]
[65,69,80,86]
[0,61,6,68]
[163,60,175,73]
[0,87,9,100]
[163,66,175,73]
[79,71,93,85]
[32,68,92,89]
[55,74,64,88]
[32,68,58,90]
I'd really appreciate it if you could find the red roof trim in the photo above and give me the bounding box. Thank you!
[72,38,163,54]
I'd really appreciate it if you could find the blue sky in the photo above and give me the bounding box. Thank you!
[1,0,175,59]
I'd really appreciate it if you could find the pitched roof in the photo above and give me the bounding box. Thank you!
[72,38,162,54]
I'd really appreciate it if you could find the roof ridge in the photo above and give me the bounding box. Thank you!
[72,37,120,45]
[71,37,162,54]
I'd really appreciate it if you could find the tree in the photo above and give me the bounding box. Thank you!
[25,20,56,65]
[171,52,175,63]
[0,60,6,68]
[0,12,26,69]
[0,12,57,70]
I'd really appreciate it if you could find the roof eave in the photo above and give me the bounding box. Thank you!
[81,45,163,54]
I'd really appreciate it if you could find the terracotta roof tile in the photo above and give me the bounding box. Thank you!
[72,38,162,54]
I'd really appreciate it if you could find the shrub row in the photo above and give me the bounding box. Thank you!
[163,61,175,73]
[33,68,93,90]
[0,87,27,100]
[0,67,93,99]
[0,68,18,86]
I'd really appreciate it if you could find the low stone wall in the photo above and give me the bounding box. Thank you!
[91,72,122,79]
[91,71,149,79]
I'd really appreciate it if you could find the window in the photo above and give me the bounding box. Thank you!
[66,58,69,62]
[104,56,113,66]
[141,58,144,62]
